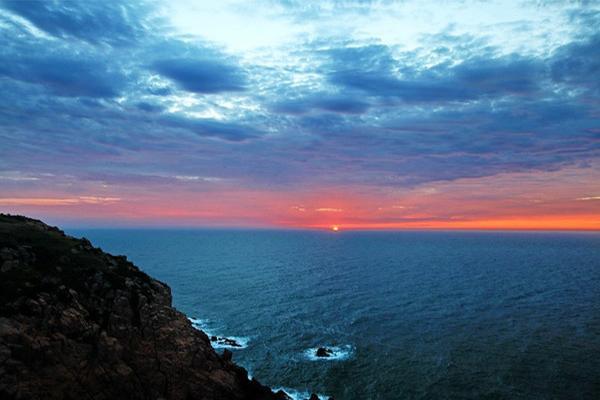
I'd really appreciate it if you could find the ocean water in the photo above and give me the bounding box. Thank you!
[67,229,600,399]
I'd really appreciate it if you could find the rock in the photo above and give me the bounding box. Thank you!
[210,336,242,347]
[1,260,18,273]
[115,362,133,377]
[274,390,293,400]
[0,248,18,262]
[308,394,319,400]
[222,349,233,362]
[316,347,333,357]
[0,213,287,400]
[221,337,242,347]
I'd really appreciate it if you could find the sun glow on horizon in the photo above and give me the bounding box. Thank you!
[331,225,340,232]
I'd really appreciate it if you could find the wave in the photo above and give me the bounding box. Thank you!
[273,387,330,400]
[189,317,334,398]
[188,317,250,349]
[303,345,354,361]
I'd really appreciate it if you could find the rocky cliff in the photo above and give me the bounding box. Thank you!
[0,214,290,400]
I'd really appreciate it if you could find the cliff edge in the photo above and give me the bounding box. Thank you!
[0,214,290,400]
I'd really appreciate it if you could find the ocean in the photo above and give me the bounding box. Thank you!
[67,229,600,399]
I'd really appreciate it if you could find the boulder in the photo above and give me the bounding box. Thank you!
[316,347,333,357]
[222,337,242,347]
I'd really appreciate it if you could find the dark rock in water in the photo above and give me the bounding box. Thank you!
[308,394,320,400]
[0,214,287,400]
[274,390,293,400]
[222,349,233,362]
[316,347,333,357]
[221,337,242,347]
[208,336,242,347]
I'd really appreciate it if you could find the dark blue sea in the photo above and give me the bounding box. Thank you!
[67,229,600,399]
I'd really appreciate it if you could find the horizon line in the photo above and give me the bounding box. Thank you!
[63,225,600,233]
[3,213,598,233]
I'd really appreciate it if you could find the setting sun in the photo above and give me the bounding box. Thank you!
[331,225,339,232]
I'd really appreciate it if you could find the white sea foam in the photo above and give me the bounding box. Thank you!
[189,318,333,397]
[187,317,250,349]
[273,387,329,400]
[210,335,250,349]
[187,317,206,327]
[303,345,354,361]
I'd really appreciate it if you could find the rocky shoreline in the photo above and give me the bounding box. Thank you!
[0,214,314,400]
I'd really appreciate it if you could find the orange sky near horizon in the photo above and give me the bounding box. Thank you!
[2,165,599,231]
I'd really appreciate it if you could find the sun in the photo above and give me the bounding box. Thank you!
[331,225,339,232]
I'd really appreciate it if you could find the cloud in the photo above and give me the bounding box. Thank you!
[1,0,151,45]
[158,115,263,142]
[576,196,600,201]
[0,0,598,208]
[272,95,370,114]
[0,197,120,206]
[0,171,40,181]
[136,102,165,113]
[0,55,125,97]
[315,208,343,212]
[77,196,122,204]
[174,175,223,182]
[551,34,600,92]
[152,58,247,94]
[327,45,542,103]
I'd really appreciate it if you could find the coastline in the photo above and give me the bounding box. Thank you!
[0,214,299,400]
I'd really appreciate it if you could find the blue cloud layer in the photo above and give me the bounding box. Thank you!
[326,46,542,102]
[0,0,598,192]
[1,0,150,45]
[0,55,124,97]
[153,58,247,94]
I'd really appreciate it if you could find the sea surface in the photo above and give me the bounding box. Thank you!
[67,229,600,399]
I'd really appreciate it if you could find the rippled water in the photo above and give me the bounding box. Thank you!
[68,229,600,399]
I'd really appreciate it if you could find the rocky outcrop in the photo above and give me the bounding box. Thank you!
[0,214,290,400]
[315,348,333,358]
[211,336,242,348]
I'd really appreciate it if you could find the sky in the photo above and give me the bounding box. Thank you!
[0,0,599,230]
